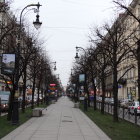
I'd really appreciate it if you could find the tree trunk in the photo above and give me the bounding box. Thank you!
[85,74,90,107]
[101,74,105,114]
[22,68,27,113]
[41,88,44,104]
[93,79,97,110]
[37,81,41,106]
[45,85,49,105]
[7,88,15,121]
[31,76,36,109]
[137,40,140,102]
[85,82,90,107]
[113,65,119,122]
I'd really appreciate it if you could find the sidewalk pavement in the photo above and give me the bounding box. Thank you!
[1,97,111,140]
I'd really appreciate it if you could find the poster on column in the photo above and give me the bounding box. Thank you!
[1,54,15,75]
[79,74,85,84]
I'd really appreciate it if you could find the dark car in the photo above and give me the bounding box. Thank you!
[0,99,9,112]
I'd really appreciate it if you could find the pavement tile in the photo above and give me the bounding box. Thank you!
[35,130,58,135]
[30,137,57,140]
[58,134,84,140]
[11,134,32,140]
[32,134,57,138]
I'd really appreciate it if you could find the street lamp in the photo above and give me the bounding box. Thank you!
[33,3,42,30]
[50,61,57,71]
[75,46,86,61]
[18,2,42,38]
[12,2,42,125]
[56,74,59,79]
[71,68,74,76]
[75,52,79,61]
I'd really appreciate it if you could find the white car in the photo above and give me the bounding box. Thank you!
[120,99,132,107]
[128,101,140,115]
[109,98,114,104]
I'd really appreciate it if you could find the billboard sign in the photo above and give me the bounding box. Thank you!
[1,54,15,75]
[79,74,85,83]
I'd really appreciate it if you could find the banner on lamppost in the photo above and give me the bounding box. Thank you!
[79,74,85,83]
[1,54,15,75]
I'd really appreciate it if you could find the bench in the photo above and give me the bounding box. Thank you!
[32,108,44,117]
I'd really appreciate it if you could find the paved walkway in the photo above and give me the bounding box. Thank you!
[1,97,110,140]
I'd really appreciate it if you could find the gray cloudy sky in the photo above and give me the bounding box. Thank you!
[10,0,128,86]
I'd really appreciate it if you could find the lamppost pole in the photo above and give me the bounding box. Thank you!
[12,2,42,125]
[75,46,89,110]
[70,68,76,101]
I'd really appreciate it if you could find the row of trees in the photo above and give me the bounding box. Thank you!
[68,0,140,122]
[0,1,63,121]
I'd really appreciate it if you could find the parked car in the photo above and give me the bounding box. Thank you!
[0,99,9,112]
[105,98,110,103]
[128,101,140,115]
[26,96,32,105]
[96,96,102,102]
[120,99,132,108]
[108,98,114,104]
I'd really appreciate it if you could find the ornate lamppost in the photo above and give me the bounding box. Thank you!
[75,46,89,110]
[12,2,42,125]
[75,46,86,61]
[49,61,57,71]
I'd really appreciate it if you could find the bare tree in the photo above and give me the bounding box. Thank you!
[113,0,140,102]
[86,47,98,111]
[20,35,38,113]
[89,43,110,114]
[94,18,133,121]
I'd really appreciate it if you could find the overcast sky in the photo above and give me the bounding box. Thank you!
[10,0,130,86]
